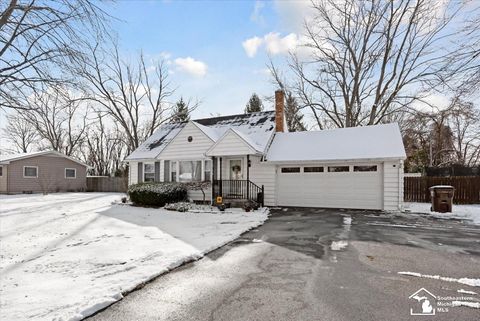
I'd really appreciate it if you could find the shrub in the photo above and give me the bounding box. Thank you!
[128,182,187,207]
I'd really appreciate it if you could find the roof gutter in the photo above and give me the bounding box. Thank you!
[263,156,406,164]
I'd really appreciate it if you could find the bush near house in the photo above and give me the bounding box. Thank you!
[128,182,187,207]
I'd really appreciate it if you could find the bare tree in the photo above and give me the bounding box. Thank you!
[268,61,307,132]
[444,4,480,94]
[402,96,480,171]
[281,0,463,129]
[2,113,38,152]
[20,86,87,156]
[0,0,110,110]
[448,100,480,166]
[83,112,127,176]
[77,42,178,152]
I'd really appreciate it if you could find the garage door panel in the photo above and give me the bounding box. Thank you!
[277,164,383,209]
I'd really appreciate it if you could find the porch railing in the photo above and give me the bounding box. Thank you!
[212,180,264,207]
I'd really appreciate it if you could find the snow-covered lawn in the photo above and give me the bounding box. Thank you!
[0,193,268,321]
[404,202,480,225]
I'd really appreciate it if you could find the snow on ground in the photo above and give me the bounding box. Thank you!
[0,193,268,321]
[398,272,480,287]
[404,202,480,225]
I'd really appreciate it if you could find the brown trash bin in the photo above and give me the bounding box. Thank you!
[429,185,455,213]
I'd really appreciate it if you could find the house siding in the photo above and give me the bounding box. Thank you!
[383,160,403,211]
[129,161,138,185]
[160,122,214,160]
[6,155,87,194]
[249,156,276,206]
[207,131,256,156]
[0,164,8,193]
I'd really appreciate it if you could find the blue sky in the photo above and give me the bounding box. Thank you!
[107,0,308,118]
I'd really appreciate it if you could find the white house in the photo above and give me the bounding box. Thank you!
[125,91,406,211]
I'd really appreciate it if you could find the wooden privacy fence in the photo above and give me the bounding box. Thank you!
[86,176,128,193]
[404,176,480,204]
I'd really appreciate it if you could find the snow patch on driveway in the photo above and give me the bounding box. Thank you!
[452,301,480,309]
[404,202,480,225]
[398,271,480,287]
[0,193,268,321]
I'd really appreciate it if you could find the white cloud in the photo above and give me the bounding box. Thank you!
[273,0,314,32]
[242,36,264,58]
[174,57,207,77]
[242,33,300,58]
[251,1,265,25]
[264,32,298,55]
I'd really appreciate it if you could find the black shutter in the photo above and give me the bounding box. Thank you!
[154,161,160,182]
[137,162,143,183]
[164,160,170,182]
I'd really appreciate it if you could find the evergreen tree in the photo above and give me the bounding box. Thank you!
[171,97,190,122]
[285,93,306,132]
[244,93,264,113]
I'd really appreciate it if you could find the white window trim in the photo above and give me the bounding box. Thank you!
[65,168,77,179]
[23,166,38,178]
[167,159,212,182]
[144,162,155,182]
[0,165,3,177]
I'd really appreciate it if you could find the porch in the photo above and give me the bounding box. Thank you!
[211,155,265,207]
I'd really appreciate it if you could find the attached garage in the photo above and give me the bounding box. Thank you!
[266,124,406,211]
[276,164,383,210]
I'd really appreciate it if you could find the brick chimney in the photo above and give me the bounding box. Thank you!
[275,89,285,132]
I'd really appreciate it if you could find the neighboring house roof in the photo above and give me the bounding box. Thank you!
[266,123,406,162]
[0,150,87,166]
[125,111,276,160]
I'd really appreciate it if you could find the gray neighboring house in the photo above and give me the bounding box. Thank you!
[0,151,87,194]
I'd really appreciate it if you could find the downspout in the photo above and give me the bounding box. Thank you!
[398,160,403,211]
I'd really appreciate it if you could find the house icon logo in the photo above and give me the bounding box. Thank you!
[409,288,436,316]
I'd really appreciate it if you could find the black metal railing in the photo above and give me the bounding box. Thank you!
[213,179,264,206]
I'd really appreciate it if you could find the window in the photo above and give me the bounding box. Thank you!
[24,166,38,178]
[204,160,212,181]
[304,167,324,173]
[328,166,349,172]
[281,167,300,173]
[179,161,202,182]
[144,163,155,182]
[65,168,76,178]
[0,165,2,177]
[354,165,377,172]
[171,161,177,182]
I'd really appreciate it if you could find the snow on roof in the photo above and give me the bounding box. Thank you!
[266,123,406,162]
[0,150,87,166]
[230,128,263,152]
[125,122,185,160]
[191,121,223,141]
[125,111,276,160]
[195,111,275,153]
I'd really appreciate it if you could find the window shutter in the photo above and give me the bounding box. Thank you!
[164,160,170,182]
[138,162,143,183]
[154,161,160,182]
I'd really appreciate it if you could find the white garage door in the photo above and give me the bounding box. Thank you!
[277,164,383,210]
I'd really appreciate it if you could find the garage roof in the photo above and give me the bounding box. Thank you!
[266,123,406,162]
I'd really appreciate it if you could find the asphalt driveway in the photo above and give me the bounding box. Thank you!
[88,208,480,321]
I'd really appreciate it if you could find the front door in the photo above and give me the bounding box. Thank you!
[229,159,242,180]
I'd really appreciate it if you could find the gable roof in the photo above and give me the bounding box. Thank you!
[205,128,263,156]
[266,123,406,162]
[125,111,276,160]
[0,150,87,166]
